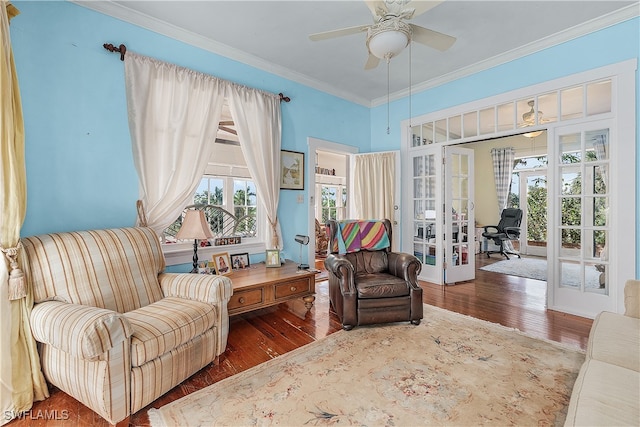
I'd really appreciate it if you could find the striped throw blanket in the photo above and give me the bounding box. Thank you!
[334,220,390,254]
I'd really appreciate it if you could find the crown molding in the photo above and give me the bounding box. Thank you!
[73,1,637,109]
[72,1,372,107]
[371,3,640,107]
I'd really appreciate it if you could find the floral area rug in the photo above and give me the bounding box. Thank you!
[148,305,584,426]
[480,257,602,288]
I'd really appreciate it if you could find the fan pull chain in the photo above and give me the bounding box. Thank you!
[386,57,391,135]
[408,42,412,128]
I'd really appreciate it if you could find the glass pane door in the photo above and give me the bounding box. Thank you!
[411,146,443,284]
[520,170,548,256]
[444,146,475,284]
[551,121,614,315]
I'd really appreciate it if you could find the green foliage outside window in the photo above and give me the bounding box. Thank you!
[509,152,606,248]
[321,186,337,224]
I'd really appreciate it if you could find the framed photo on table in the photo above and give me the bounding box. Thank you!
[197,261,217,275]
[230,253,250,270]
[280,150,304,190]
[212,252,232,275]
[265,249,281,268]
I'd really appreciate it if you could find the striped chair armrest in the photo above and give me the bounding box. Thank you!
[159,273,234,355]
[158,273,233,305]
[31,301,133,361]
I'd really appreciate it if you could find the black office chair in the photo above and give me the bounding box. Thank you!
[482,208,523,259]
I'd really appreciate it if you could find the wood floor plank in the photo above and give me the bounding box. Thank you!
[7,254,592,427]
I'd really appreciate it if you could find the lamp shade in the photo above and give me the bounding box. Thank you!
[176,210,214,240]
[294,234,310,245]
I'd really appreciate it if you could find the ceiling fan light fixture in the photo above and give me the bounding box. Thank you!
[523,130,543,138]
[367,21,411,60]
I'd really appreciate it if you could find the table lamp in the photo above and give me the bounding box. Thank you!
[176,209,214,273]
[294,234,310,270]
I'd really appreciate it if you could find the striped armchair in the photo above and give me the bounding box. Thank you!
[23,227,233,425]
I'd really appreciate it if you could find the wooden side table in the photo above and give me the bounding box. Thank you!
[226,261,316,316]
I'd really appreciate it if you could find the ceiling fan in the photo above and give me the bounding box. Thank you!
[309,0,456,70]
[520,100,549,138]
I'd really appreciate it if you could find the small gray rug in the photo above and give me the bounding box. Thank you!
[480,257,602,288]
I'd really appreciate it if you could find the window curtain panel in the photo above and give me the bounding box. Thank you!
[227,86,282,248]
[593,130,608,188]
[354,152,396,220]
[124,52,226,234]
[490,147,516,251]
[0,3,48,425]
[490,147,516,214]
[593,130,608,263]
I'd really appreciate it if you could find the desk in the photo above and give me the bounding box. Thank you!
[227,261,316,316]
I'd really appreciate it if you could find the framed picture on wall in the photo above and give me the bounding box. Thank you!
[280,150,304,190]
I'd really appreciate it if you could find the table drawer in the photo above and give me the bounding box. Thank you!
[274,278,311,300]
[228,288,263,310]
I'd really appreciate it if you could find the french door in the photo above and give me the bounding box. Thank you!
[549,120,615,315]
[409,144,475,284]
[519,170,548,257]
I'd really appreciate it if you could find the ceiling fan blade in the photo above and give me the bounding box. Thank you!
[364,0,388,19]
[409,24,456,51]
[218,120,234,126]
[364,53,380,70]
[408,1,444,19]
[309,24,369,41]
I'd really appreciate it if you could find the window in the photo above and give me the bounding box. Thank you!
[232,179,257,235]
[321,185,338,223]
[163,175,258,244]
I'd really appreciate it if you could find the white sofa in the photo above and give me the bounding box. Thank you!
[565,280,640,426]
[24,227,233,425]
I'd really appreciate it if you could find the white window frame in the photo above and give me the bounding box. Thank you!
[163,174,266,266]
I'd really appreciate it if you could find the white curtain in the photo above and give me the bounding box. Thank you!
[593,131,608,262]
[593,131,608,188]
[227,85,282,248]
[124,52,226,234]
[354,152,396,220]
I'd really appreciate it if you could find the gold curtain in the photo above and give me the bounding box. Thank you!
[0,3,48,424]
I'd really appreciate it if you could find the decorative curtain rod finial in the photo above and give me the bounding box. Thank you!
[279,93,290,103]
[103,43,127,61]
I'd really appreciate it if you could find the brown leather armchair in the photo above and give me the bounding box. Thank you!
[324,219,423,330]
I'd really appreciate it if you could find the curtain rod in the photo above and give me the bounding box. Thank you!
[102,42,291,103]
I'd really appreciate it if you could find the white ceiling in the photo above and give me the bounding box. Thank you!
[77,1,638,107]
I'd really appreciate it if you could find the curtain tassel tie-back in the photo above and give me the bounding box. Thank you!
[269,219,279,249]
[1,242,26,300]
[136,200,148,227]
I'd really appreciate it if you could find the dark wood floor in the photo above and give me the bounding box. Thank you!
[8,254,593,427]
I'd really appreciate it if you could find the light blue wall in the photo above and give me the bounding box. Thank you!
[9,3,639,274]
[369,17,640,277]
[11,1,370,263]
